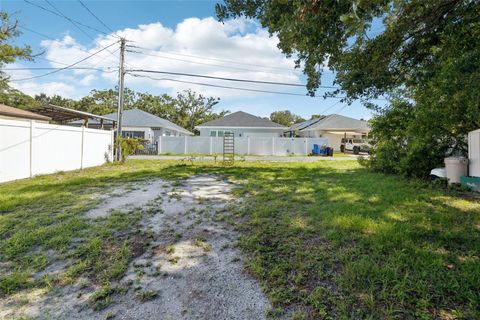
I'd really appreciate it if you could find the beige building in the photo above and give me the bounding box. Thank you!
[285,114,370,150]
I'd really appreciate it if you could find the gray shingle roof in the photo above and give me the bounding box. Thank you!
[288,116,325,131]
[297,114,370,132]
[196,111,287,128]
[72,108,193,135]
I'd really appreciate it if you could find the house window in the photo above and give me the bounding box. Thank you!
[122,131,144,139]
[210,130,233,137]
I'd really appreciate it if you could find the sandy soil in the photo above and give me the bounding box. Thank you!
[2,174,270,320]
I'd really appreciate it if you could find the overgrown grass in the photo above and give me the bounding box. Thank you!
[0,160,479,319]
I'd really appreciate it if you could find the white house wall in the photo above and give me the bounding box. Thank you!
[198,128,284,137]
[0,118,113,183]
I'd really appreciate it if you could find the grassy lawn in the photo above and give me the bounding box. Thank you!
[0,160,479,319]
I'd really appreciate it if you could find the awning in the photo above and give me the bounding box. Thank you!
[29,104,116,125]
[327,131,365,135]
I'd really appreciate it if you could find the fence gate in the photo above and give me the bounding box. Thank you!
[136,141,158,155]
[223,132,234,165]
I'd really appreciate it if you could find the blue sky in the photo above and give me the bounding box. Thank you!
[2,0,382,120]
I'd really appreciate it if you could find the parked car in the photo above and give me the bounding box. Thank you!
[340,138,371,154]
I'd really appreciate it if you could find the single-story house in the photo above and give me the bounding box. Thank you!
[71,108,193,142]
[196,111,288,138]
[286,114,370,150]
[0,104,51,123]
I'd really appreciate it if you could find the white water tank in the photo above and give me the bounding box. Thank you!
[468,129,480,177]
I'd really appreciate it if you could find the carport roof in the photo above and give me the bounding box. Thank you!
[292,114,370,133]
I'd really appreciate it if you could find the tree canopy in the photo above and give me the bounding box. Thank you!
[270,110,305,127]
[217,0,480,177]
[0,11,33,88]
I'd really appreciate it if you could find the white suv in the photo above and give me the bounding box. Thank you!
[341,138,371,154]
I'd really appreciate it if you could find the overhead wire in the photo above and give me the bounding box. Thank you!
[8,41,119,81]
[129,73,347,98]
[23,0,115,38]
[126,69,339,89]
[129,44,301,72]
[126,49,300,76]
[77,0,115,34]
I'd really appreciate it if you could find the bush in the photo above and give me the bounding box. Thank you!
[115,138,143,162]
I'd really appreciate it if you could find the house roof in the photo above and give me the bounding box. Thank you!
[29,104,116,123]
[196,111,287,129]
[293,114,370,132]
[0,103,51,121]
[287,116,325,131]
[73,108,193,135]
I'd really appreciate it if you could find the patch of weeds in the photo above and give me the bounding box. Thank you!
[167,256,180,264]
[193,238,212,252]
[166,245,175,255]
[135,289,159,302]
[0,271,30,295]
[266,307,285,318]
[105,311,115,319]
[91,285,121,311]
[174,232,183,240]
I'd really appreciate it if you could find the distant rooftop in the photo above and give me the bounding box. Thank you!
[196,111,287,128]
[289,114,370,132]
[73,108,193,135]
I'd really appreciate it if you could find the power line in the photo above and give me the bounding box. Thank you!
[128,45,302,72]
[129,73,316,97]
[127,69,339,89]
[19,25,119,65]
[77,0,115,34]
[2,67,117,72]
[9,41,119,81]
[23,0,114,38]
[45,0,97,41]
[127,50,299,76]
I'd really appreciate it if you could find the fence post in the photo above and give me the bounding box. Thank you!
[80,126,85,169]
[210,137,213,154]
[305,138,308,155]
[247,137,250,155]
[272,137,275,155]
[292,138,295,155]
[184,136,187,154]
[157,137,162,155]
[29,120,34,177]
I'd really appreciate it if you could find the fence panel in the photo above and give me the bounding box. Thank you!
[186,136,210,154]
[158,136,330,156]
[249,137,274,155]
[160,136,185,154]
[0,118,113,183]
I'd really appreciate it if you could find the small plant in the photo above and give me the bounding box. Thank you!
[136,289,159,302]
[193,238,212,252]
[115,137,143,162]
[91,285,119,311]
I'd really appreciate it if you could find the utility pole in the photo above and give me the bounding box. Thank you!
[115,38,126,161]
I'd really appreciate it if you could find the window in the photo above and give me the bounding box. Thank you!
[122,131,145,139]
[217,130,224,137]
[210,131,216,137]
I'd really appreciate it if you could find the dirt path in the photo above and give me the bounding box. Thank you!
[100,174,270,319]
[3,174,270,319]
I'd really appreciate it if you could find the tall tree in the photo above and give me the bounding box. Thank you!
[217,1,480,177]
[270,110,305,126]
[0,12,33,88]
[174,89,226,133]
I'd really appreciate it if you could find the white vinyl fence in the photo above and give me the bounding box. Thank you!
[0,118,114,183]
[159,136,329,156]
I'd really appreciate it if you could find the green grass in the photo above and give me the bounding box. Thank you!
[0,160,479,319]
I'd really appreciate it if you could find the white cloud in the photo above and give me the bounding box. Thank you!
[8,17,302,99]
